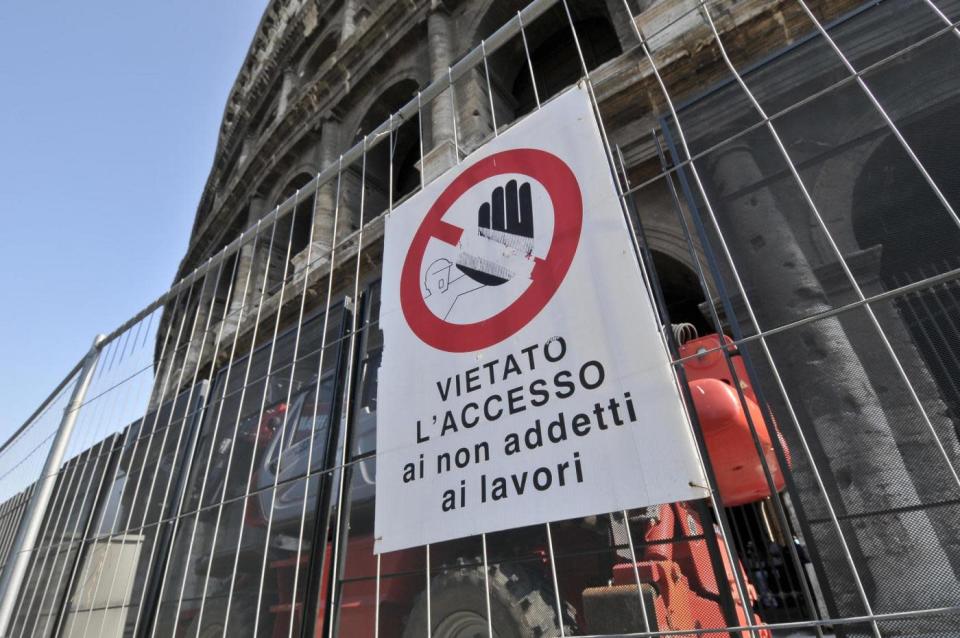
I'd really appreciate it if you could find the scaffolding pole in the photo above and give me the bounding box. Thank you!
[0,334,105,637]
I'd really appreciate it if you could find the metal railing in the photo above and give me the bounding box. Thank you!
[1,0,960,635]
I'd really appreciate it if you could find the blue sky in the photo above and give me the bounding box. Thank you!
[0,2,267,439]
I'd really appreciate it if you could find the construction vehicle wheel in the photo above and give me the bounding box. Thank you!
[402,558,575,638]
[185,598,257,638]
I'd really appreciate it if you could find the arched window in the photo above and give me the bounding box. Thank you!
[209,221,243,324]
[353,80,422,222]
[485,2,623,123]
[263,173,317,293]
[279,173,316,259]
[650,250,711,335]
[300,32,339,80]
[251,78,283,141]
[853,106,960,430]
[512,15,621,115]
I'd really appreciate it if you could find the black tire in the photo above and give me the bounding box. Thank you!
[402,558,576,638]
[185,596,258,638]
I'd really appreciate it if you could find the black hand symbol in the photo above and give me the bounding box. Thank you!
[457,180,534,286]
[479,179,534,241]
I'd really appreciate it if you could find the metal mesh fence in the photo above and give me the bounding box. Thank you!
[1,0,960,635]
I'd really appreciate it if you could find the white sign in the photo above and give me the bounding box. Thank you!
[374,85,706,554]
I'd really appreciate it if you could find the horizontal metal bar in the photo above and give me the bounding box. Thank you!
[0,434,56,485]
[806,495,960,524]
[670,265,960,367]
[0,358,84,458]
[578,605,960,638]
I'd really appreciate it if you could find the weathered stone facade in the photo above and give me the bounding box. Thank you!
[164,0,960,627]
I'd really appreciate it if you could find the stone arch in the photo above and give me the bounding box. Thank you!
[470,0,623,125]
[298,28,340,80]
[643,222,708,276]
[258,171,317,293]
[851,110,960,278]
[848,103,960,435]
[801,85,960,276]
[649,249,712,333]
[250,75,285,142]
[804,31,960,269]
[343,77,423,226]
[507,9,621,115]
[266,161,321,207]
[343,66,426,141]
[804,134,886,265]
[636,190,714,332]
[277,171,317,256]
[207,215,245,326]
[466,0,527,44]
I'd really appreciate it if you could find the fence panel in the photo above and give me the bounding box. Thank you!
[1,0,960,636]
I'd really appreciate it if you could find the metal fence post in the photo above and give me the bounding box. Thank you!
[0,333,105,637]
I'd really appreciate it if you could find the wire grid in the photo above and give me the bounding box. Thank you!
[0,0,959,635]
[0,375,79,506]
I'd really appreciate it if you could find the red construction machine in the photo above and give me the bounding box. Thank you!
[191,332,791,637]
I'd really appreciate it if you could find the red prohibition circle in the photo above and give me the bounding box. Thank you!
[400,148,582,352]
